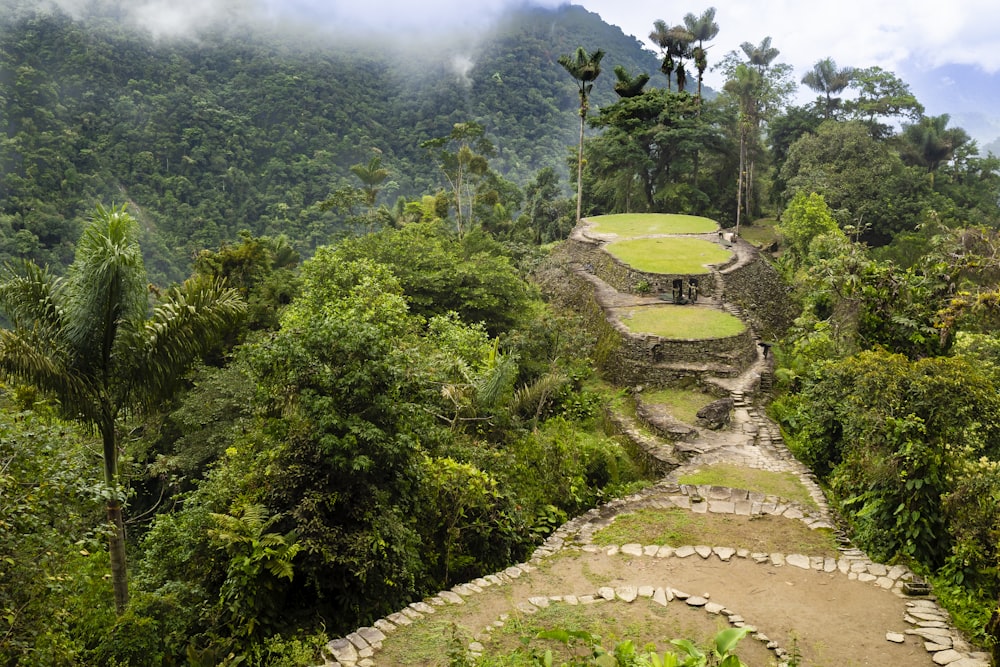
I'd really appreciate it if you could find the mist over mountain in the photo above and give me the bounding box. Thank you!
[0,1,661,282]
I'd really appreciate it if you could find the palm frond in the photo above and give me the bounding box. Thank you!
[125,275,245,412]
[0,328,97,422]
[511,371,567,423]
[475,342,519,410]
[0,261,65,331]
[61,204,147,356]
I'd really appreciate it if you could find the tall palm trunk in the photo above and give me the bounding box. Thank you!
[575,113,584,223]
[736,127,746,236]
[101,415,129,613]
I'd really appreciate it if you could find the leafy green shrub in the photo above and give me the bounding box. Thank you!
[416,456,528,587]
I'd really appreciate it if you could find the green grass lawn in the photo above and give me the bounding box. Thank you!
[738,217,781,250]
[619,306,745,339]
[678,464,818,510]
[605,237,732,274]
[587,213,718,236]
[640,387,717,424]
[592,507,838,556]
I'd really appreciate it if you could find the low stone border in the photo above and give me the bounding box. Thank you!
[537,481,835,558]
[320,540,989,667]
[321,563,538,666]
[462,586,793,665]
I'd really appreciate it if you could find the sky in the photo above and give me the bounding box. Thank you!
[576,0,1000,147]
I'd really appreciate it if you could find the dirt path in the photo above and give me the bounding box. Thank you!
[320,228,991,667]
[324,391,989,666]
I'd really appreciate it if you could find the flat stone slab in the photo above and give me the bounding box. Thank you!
[357,627,386,645]
[785,554,810,570]
[438,591,464,605]
[326,639,358,664]
[932,649,963,665]
[621,543,644,556]
[373,619,396,634]
[616,586,638,602]
[714,547,736,561]
[409,602,435,614]
[386,612,412,626]
[886,632,905,643]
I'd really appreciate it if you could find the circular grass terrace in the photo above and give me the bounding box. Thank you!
[605,237,733,274]
[586,213,718,237]
[618,305,745,339]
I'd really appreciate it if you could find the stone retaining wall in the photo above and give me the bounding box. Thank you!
[613,325,757,370]
[566,234,719,298]
[720,239,797,339]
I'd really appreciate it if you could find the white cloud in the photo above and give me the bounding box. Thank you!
[578,0,1000,78]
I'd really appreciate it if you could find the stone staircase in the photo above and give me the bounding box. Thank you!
[315,223,991,667]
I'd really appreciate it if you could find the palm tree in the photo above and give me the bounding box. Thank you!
[0,204,245,614]
[649,20,692,92]
[683,7,720,100]
[802,57,855,119]
[350,152,390,210]
[558,47,604,224]
[350,152,392,233]
[740,37,780,74]
[901,113,969,173]
[612,65,649,98]
[724,64,763,235]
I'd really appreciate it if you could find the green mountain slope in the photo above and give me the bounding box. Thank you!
[0,3,671,282]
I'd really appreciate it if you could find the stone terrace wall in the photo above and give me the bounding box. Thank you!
[539,242,758,386]
[566,234,718,298]
[611,326,757,379]
[720,240,797,340]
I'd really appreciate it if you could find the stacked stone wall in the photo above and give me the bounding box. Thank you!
[720,240,797,340]
[566,236,718,298]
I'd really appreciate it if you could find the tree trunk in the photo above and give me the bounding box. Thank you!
[735,130,745,236]
[575,113,584,223]
[102,416,129,614]
[107,498,129,614]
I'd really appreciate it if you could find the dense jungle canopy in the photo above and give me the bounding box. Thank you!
[3,1,1000,665]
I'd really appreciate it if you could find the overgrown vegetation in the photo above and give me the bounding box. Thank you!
[3,0,1000,664]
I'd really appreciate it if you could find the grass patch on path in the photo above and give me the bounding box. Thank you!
[477,599,773,667]
[679,464,818,510]
[640,387,717,424]
[620,306,745,339]
[592,508,838,556]
[738,218,780,250]
[606,237,732,274]
[587,213,718,236]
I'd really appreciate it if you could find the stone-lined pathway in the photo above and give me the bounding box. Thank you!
[318,223,990,666]
[320,396,991,667]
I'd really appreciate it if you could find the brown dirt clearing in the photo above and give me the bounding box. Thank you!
[376,551,936,666]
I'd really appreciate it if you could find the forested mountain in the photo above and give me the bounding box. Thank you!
[6,2,1000,665]
[0,2,663,282]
